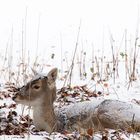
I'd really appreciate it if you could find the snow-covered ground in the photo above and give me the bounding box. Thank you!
[0,0,140,139]
[0,60,140,139]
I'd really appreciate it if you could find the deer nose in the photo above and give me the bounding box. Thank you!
[12,95,17,100]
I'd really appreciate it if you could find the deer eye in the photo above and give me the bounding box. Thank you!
[32,85,40,89]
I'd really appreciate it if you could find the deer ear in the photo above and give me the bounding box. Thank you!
[47,68,58,82]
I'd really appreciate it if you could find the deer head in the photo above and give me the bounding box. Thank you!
[13,68,58,106]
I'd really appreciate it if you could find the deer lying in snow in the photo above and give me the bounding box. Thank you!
[13,68,140,133]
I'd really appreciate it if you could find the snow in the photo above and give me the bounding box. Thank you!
[63,99,104,118]
[0,66,140,139]
[0,134,68,140]
[0,1,140,139]
[1,69,140,139]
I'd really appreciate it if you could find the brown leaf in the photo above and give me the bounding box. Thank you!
[87,128,94,136]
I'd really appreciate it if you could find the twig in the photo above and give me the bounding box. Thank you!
[64,20,82,87]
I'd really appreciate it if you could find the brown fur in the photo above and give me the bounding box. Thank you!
[13,68,59,133]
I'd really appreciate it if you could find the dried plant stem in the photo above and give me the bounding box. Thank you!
[125,29,128,81]
[109,30,116,83]
[36,13,41,58]
[60,32,63,77]
[79,51,82,79]
[79,41,83,79]
[131,37,138,81]
[91,43,94,74]
[95,56,100,78]
[82,51,86,79]
[130,12,139,82]
[64,20,81,87]
[8,26,13,82]
[101,28,104,80]
[33,13,41,70]
[69,20,81,86]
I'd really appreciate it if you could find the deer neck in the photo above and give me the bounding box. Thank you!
[32,95,55,117]
[32,97,57,132]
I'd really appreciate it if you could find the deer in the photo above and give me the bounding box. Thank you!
[12,68,140,134]
[12,68,62,133]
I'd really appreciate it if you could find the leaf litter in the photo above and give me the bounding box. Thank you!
[0,80,140,140]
